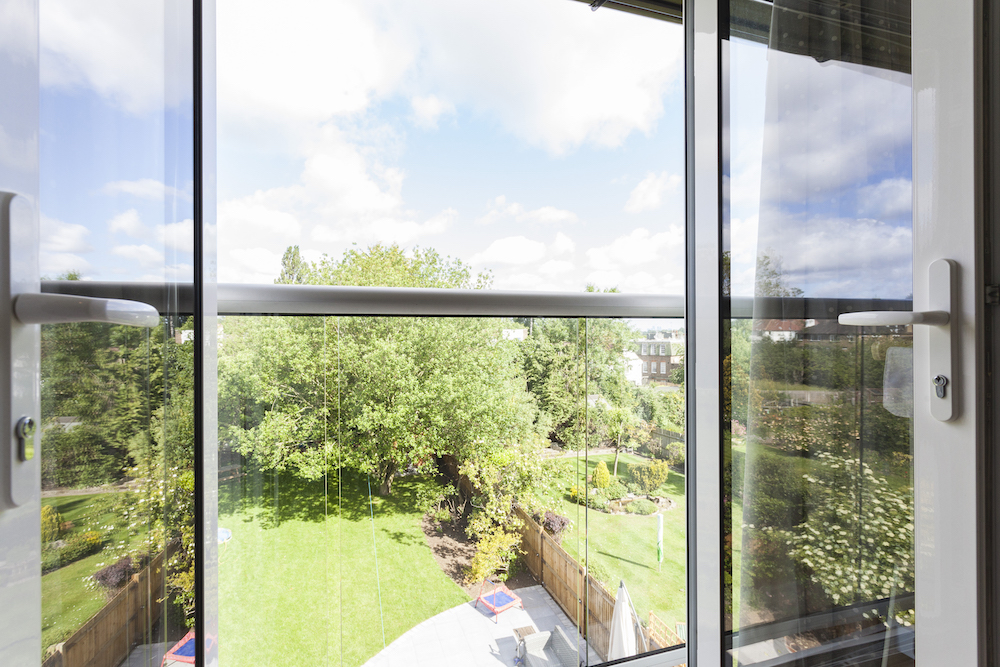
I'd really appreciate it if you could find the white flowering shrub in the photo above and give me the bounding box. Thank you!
[785,452,914,623]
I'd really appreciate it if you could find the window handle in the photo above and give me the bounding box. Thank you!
[13,293,160,327]
[838,310,948,326]
[838,259,956,422]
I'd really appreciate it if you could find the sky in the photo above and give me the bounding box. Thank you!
[37,0,913,300]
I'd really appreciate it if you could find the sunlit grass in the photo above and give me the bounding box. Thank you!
[218,471,469,667]
[536,452,687,639]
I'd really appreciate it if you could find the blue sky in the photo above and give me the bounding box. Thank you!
[37,0,912,300]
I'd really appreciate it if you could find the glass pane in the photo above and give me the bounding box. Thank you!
[217,0,684,295]
[217,313,684,665]
[724,0,914,663]
[38,0,196,663]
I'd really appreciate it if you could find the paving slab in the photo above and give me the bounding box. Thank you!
[362,584,602,667]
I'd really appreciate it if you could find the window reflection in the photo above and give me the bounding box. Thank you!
[724,0,915,663]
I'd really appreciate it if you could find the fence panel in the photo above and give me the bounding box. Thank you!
[515,507,626,662]
[45,547,171,667]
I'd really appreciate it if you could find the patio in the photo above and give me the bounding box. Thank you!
[362,585,603,667]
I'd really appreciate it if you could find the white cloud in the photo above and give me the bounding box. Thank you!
[40,214,92,277]
[758,54,911,205]
[728,215,759,297]
[410,94,455,129]
[159,219,194,253]
[222,247,285,284]
[586,226,684,271]
[756,215,912,298]
[219,0,412,127]
[625,172,681,213]
[538,260,575,278]
[477,196,578,226]
[107,209,147,238]
[470,236,547,266]
[551,232,575,256]
[858,177,912,220]
[40,0,189,114]
[42,214,92,253]
[214,0,684,284]
[111,244,163,268]
[103,178,192,202]
[384,0,683,154]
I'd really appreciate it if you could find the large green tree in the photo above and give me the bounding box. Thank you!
[219,244,542,496]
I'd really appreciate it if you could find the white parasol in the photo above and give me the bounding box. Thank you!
[607,580,647,660]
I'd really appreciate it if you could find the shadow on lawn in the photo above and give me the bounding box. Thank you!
[596,549,653,571]
[218,467,434,542]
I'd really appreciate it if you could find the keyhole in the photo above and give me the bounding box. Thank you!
[933,374,949,399]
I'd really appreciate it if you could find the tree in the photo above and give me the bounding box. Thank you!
[604,405,648,477]
[219,244,542,496]
[276,245,311,285]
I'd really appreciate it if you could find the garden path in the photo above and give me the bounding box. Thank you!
[361,585,601,667]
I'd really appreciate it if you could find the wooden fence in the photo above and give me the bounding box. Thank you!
[515,507,625,661]
[647,610,684,650]
[43,546,173,667]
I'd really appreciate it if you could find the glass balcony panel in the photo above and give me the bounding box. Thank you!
[40,319,195,664]
[217,313,683,666]
[38,0,196,660]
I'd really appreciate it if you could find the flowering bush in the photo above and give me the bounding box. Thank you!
[785,452,914,620]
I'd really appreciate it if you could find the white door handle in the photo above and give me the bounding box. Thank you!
[838,310,949,326]
[837,258,956,422]
[13,293,159,327]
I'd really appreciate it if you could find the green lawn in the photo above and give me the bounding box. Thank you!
[218,471,469,667]
[535,453,686,636]
[41,492,155,652]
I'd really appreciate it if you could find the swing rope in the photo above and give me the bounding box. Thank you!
[367,474,387,649]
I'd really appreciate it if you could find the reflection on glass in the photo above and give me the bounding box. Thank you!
[38,0,196,662]
[216,304,685,663]
[724,0,914,664]
[40,319,196,664]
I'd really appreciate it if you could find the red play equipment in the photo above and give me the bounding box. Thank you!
[475,579,523,623]
[161,631,217,666]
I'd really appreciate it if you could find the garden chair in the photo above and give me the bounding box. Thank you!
[519,625,583,667]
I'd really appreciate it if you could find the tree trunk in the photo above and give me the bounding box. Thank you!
[613,435,621,477]
[379,472,394,496]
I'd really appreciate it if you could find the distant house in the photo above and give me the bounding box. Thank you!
[632,331,684,385]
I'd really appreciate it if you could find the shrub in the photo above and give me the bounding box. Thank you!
[626,499,658,515]
[586,558,611,585]
[42,531,107,573]
[63,531,105,561]
[604,479,627,500]
[592,461,611,489]
[465,526,522,584]
[41,505,62,543]
[630,460,671,493]
[587,492,609,511]
[535,511,571,541]
[626,482,642,495]
[94,556,135,593]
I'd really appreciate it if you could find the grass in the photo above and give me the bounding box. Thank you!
[218,470,469,667]
[40,492,155,651]
[535,452,687,636]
